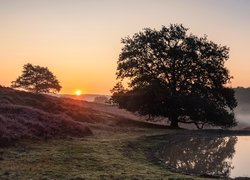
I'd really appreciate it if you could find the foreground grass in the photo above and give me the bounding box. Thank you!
[0,128,197,180]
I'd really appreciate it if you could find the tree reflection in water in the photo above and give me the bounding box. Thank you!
[155,135,237,178]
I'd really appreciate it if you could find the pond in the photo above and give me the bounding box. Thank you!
[154,135,250,178]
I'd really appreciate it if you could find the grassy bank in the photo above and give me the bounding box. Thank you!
[0,128,198,180]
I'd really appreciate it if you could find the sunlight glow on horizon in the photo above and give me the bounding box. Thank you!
[74,90,82,96]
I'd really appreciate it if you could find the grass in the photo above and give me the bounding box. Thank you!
[0,128,198,180]
[1,87,249,179]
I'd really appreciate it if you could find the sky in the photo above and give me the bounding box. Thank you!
[0,0,249,94]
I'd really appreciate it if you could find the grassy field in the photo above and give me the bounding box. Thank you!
[0,87,195,179]
[0,127,200,180]
[1,87,250,179]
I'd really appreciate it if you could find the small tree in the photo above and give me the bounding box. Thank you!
[112,24,237,129]
[11,63,61,94]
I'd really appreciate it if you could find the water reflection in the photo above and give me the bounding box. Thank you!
[155,135,238,178]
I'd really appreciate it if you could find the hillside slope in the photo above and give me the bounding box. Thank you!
[0,87,167,145]
[0,87,94,145]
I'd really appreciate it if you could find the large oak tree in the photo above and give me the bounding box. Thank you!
[112,24,237,129]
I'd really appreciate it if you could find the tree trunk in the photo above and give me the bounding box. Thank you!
[170,115,179,128]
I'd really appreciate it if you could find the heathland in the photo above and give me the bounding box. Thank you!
[0,86,250,179]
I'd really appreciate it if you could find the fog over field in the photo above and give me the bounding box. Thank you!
[75,87,250,129]
[234,88,250,128]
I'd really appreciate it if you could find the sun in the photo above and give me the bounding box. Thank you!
[75,90,82,96]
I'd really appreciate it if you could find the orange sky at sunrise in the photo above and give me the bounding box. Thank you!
[0,0,249,94]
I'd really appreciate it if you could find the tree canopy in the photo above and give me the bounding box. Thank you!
[111,24,237,129]
[11,63,61,94]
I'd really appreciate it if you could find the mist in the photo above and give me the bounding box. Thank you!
[234,87,250,129]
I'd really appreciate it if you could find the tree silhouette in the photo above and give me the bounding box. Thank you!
[155,135,237,178]
[11,63,61,94]
[112,24,237,128]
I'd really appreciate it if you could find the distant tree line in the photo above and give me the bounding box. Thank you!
[234,87,250,104]
[94,96,109,104]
